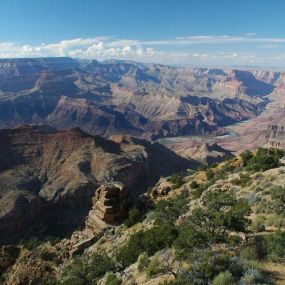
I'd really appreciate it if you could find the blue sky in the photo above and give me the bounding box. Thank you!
[0,0,285,67]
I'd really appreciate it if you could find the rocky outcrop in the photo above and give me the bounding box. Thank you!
[86,183,126,234]
[266,125,285,148]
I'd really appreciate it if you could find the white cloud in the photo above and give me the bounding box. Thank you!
[0,35,285,66]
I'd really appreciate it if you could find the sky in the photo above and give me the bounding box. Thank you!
[0,0,285,67]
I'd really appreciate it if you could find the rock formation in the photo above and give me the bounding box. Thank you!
[266,124,285,148]
[86,182,127,234]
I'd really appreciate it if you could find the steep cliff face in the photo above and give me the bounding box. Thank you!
[266,124,285,148]
[0,126,194,243]
[0,58,279,139]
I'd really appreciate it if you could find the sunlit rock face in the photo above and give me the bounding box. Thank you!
[0,57,279,139]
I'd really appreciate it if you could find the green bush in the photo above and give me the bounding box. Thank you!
[192,182,209,199]
[137,252,149,272]
[62,254,115,284]
[22,237,42,250]
[245,148,284,172]
[105,273,122,285]
[249,216,265,233]
[206,169,214,180]
[117,223,177,268]
[146,257,166,278]
[124,206,144,228]
[240,247,258,261]
[167,173,185,189]
[190,180,199,189]
[265,214,285,227]
[39,247,59,263]
[271,186,285,214]
[265,231,285,260]
[154,193,189,225]
[232,173,251,187]
[241,150,254,165]
[212,271,235,285]
[240,269,263,285]
[175,192,250,259]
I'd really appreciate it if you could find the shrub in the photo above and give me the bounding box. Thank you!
[271,186,285,214]
[206,169,214,180]
[245,148,284,172]
[190,180,199,189]
[175,191,250,259]
[187,250,231,283]
[117,223,178,268]
[159,274,191,285]
[105,273,122,285]
[265,214,285,227]
[212,271,235,285]
[124,206,144,227]
[192,182,209,199]
[241,150,253,166]
[154,193,189,225]
[137,252,149,272]
[240,247,258,261]
[232,173,251,186]
[22,237,42,250]
[62,254,115,284]
[265,231,285,260]
[240,269,263,285]
[167,173,185,189]
[250,216,265,233]
[39,247,59,263]
[146,256,166,278]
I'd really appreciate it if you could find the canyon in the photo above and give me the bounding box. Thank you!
[0,57,279,141]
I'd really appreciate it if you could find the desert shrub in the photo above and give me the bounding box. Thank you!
[124,206,145,227]
[159,274,191,285]
[22,237,42,250]
[240,268,263,285]
[255,199,273,214]
[265,231,285,260]
[192,182,209,199]
[62,254,115,285]
[117,223,177,268]
[105,273,122,285]
[45,235,62,246]
[240,247,258,261]
[241,150,253,166]
[232,173,251,187]
[265,214,285,227]
[175,192,250,259]
[39,247,59,263]
[154,193,189,225]
[146,256,166,278]
[36,279,59,285]
[190,180,199,189]
[249,216,265,233]
[271,186,285,214]
[212,271,235,285]
[245,148,284,172]
[186,250,233,283]
[137,252,149,272]
[206,169,214,180]
[174,224,209,259]
[167,173,185,189]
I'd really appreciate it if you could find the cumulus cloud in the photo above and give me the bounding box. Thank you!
[0,35,285,66]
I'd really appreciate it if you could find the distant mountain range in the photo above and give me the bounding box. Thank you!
[0,57,283,140]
